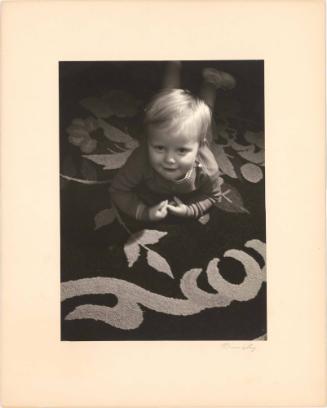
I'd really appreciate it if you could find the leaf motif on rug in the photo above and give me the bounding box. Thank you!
[123,229,172,277]
[124,240,141,268]
[146,249,173,278]
[136,230,168,245]
[83,150,134,170]
[212,120,265,185]
[228,140,252,152]
[244,130,264,149]
[98,118,139,149]
[237,145,264,165]
[94,208,116,230]
[240,163,263,183]
[215,183,249,214]
[211,143,237,179]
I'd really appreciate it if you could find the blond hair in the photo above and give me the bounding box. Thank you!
[144,89,211,143]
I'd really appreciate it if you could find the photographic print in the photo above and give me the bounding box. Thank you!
[2,1,325,406]
[60,60,266,341]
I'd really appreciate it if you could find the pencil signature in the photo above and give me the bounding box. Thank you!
[222,343,256,352]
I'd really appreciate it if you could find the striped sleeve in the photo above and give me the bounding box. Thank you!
[184,170,222,218]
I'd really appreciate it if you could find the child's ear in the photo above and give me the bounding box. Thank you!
[200,137,208,147]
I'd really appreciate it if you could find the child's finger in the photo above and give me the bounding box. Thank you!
[157,206,168,219]
[173,196,183,205]
[158,200,168,209]
[159,205,166,213]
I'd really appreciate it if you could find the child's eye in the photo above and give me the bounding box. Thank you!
[153,145,164,151]
[178,148,189,154]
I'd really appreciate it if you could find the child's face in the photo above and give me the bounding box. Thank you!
[147,128,200,181]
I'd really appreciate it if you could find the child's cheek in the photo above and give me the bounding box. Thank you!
[154,152,162,162]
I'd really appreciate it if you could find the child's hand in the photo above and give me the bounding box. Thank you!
[167,197,190,217]
[148,200,169,221]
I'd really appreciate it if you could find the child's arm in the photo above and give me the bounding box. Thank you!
[110,146,168,221]
[167,142,222,218]
[167,172,221,218]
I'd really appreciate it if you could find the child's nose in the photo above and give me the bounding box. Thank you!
[164,151,175,163]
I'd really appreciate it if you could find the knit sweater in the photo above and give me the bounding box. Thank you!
[109,142,221,220]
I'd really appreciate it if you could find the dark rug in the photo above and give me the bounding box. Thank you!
[60,61,266,341]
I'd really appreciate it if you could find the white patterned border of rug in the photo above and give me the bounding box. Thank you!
[61,239,266,331]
